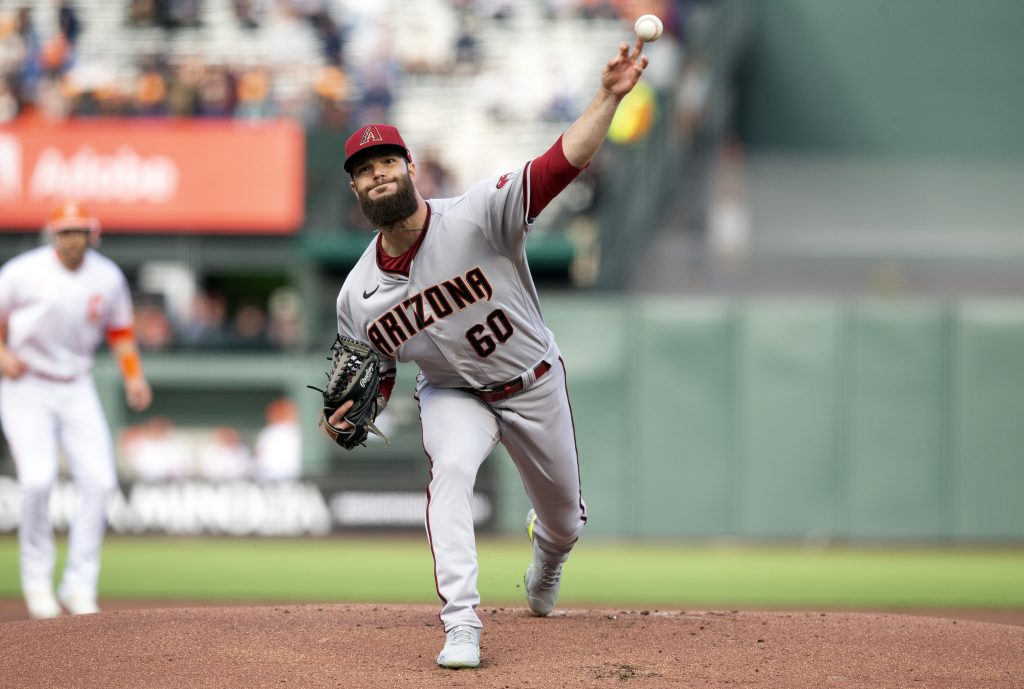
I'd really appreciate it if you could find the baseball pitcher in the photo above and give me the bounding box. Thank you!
[323,39,649,668]
[0,202,152,619]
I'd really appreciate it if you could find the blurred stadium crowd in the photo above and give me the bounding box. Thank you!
[0,1,694,128]
[119,398,302,483]
[2,0,710,354]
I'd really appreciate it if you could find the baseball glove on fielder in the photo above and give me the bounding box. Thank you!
[309,335,390,450]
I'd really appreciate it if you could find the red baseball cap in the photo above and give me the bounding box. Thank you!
[343,124,412,173]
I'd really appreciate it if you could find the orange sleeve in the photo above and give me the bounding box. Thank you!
[107,327,143,380]
[118,351,143,380]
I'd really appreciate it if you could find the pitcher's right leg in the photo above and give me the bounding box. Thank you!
[417,381,499,635]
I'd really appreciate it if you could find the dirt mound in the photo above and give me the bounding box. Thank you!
[1,604,1021,688]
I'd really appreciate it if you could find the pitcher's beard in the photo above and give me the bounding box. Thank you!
[358,175,420,228]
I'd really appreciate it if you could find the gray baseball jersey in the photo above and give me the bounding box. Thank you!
[336,166,557,388]
[335,160,586,632]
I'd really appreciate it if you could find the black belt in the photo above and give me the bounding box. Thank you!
[466,361,551,403]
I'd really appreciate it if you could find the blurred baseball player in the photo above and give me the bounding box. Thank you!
[0,201,152,619]
[328,39,648,668]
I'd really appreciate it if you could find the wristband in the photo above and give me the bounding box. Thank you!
[118,351,143,380]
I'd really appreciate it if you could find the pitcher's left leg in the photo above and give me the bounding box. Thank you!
[501,359,586,559]
[499,360,585,616]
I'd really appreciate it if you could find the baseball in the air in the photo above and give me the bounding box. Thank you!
[634,14,663,42]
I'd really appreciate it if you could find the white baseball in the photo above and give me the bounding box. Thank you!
[634,14,663,43]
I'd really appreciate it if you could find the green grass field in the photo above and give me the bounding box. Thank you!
[2,535,1022,609]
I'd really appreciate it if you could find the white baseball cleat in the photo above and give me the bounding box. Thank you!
[524,509,563,617]
[58,590,100,615]
[436,624,481,669]
[24,587,62,620]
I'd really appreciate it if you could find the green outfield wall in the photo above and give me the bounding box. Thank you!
[78,298,1024,543]
[515,298,1024,542]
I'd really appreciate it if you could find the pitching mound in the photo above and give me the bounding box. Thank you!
[1,604,1021,688]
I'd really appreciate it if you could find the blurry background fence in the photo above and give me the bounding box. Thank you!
[518,297,1024,542]
[75,297,1024,542]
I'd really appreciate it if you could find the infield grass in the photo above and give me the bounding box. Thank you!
[1,535,1022,609]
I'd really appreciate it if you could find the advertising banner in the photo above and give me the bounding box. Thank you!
[0,477,495,536]
[0,119,305,233]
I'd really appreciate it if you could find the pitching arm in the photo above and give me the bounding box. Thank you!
[561,39,649,169]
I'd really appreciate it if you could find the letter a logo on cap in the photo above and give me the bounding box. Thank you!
[360,126,383,147]
[344,123,410,173]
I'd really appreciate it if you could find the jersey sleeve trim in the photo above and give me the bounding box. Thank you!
[379,367,397,402]
[106,326,135,344]
[526,134,584,221]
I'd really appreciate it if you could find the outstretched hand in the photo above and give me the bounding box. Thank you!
[601,40,649,100]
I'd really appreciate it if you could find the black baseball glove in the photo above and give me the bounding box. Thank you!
[309,335,389,450]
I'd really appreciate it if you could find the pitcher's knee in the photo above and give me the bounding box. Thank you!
[429,453,481,488]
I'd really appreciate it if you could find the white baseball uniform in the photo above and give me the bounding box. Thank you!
[0,245,134,603]
[337,157,586,632]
